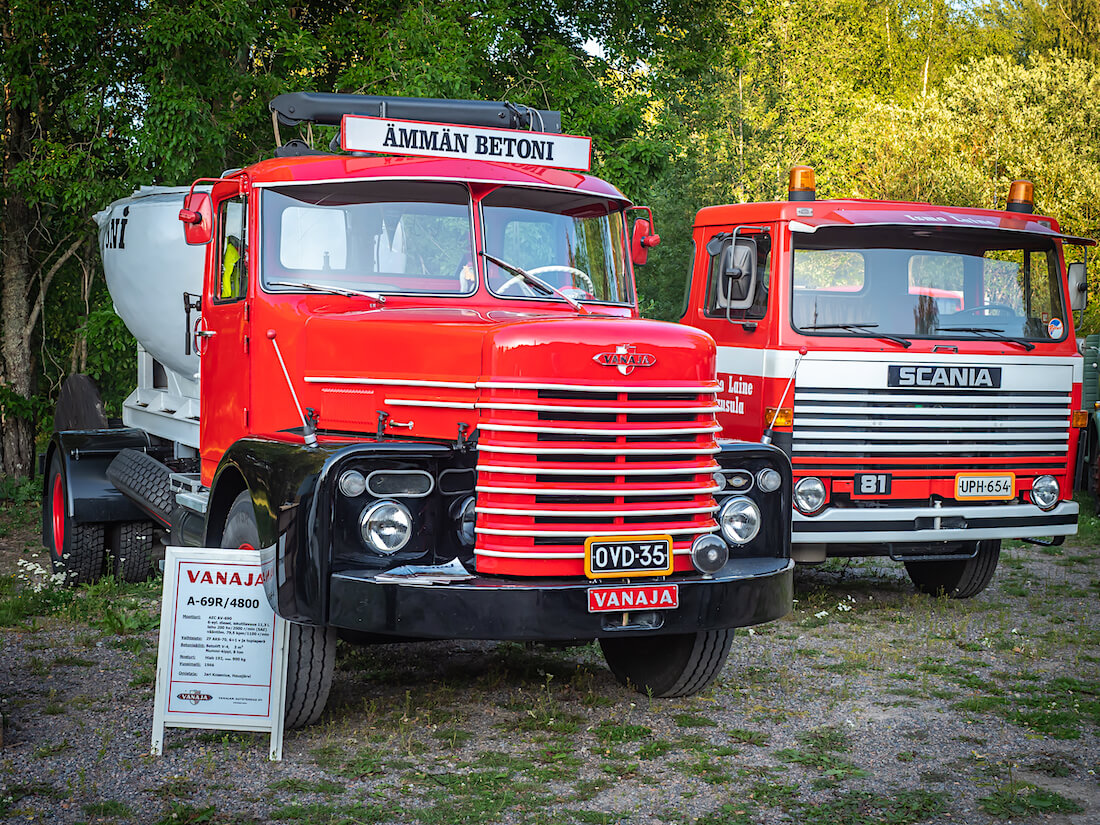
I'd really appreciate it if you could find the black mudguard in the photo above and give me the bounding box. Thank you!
[41,429,153,540]
[207,437,454,626]
[715,440,793,560]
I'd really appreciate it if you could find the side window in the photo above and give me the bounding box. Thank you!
[704,232,772,320]
[217,196,247,301]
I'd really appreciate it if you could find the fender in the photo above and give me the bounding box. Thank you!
[207,436,455,625]
[41,429,152,539]
[715,440,793,559]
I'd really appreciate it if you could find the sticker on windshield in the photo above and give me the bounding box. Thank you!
[1048,318,1064,339]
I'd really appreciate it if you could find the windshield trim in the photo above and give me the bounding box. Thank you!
[477,195,635,307]
[258,181,481,300]
[788,226,1071,344]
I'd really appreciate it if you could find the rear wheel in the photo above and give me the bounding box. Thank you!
[45,453,106,586]
[599,629,734,697]
[904,540,1001,599]
[222,491,335,728]
[109,521,157,582]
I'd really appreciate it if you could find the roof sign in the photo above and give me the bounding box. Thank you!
[341,114,592,171]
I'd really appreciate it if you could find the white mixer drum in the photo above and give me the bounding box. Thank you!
[95,186,207,379]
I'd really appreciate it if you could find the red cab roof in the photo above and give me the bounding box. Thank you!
[242,153,628,201]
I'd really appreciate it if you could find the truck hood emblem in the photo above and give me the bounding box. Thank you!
[594,344,657,376]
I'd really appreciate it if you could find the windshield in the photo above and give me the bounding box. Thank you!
[791,226,1069,342]
[261,181,475,295]
[481,188,632,304]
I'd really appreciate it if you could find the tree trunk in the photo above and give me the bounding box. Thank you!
[1,91,36,478]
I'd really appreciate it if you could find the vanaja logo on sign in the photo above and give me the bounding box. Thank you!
[177,690,213,705]
[594,344,657,376]
[888,365,1002,388]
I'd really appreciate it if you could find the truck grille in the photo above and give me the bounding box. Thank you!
[474,382,721,576]
[792,385,1072,477]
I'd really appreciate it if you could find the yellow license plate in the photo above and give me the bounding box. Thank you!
[584,534,674,580]
[955,473,1015,500]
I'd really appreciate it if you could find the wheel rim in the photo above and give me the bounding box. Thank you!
[51,473,65,556]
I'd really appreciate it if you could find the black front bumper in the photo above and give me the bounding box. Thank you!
[327,557,793,641]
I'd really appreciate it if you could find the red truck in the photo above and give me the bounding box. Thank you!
[682,167,1093,598]
[43,94,793,726]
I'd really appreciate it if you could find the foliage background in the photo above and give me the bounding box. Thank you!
[1,0,1098,474]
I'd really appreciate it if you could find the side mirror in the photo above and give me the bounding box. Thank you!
[630,213,661,266]
[718,239,757,310]
[1068,261,1088,311]
[179,192,214,245]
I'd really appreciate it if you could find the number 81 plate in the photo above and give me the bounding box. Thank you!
[584,534,674,579]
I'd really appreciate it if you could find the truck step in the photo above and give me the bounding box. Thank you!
[106,448,174,527]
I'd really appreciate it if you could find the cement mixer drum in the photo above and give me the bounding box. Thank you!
[95,186,205,380]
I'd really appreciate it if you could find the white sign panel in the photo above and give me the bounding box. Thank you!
[152,546,288,761]
[342,114,592,171]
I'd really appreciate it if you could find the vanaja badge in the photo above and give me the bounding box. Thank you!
[594,344,656,376]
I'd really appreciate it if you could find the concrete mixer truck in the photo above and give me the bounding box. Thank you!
[42,94,793,727]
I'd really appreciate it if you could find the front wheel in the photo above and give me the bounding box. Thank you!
[599,630,734,697]
[904,540,1001,599]
[45,453,106,586]
[222,491,336,729]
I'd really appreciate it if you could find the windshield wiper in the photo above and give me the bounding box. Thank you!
[802,323,912,348]
[479,252,589,315]
[935,326,1035,351]
[268,280,385,303]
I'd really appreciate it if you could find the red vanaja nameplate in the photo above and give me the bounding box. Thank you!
[587,584,678,613]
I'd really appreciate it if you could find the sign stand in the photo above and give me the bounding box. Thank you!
[152,546,289,761]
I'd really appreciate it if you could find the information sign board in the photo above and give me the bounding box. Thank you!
[152,546,288,760]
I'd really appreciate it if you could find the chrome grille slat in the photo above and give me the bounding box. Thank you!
[475,381,720,571]
[794,384,1070,461]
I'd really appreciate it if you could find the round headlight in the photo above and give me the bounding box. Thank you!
[794,477,826,514]
[1031,475,1059,510]
[339,469,366,497]
[691,534,729,574]
[719,496,761,545]
[359,500,412,554]
[454,495,476,547]
[756,468,782,493]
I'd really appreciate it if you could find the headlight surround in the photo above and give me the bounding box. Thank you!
[359,500,412,554]
[719,496,761,545]
[794,477,826,514]
[454,495,476,547]
[756,468,782,493]
[1031,475,1059,510]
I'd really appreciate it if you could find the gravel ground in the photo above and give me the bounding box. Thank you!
[1,516,1098,825]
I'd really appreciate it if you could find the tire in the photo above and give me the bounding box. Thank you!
[599,629,734,698]
[109,521,157,582]
[904,540,1000,599]
[221,490,336,729]
[45,453,106,586]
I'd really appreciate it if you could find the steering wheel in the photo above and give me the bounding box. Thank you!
[529,265,595,294]
[497,274,540,296]
[953,303,1017,319]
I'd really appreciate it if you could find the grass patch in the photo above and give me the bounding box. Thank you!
[978,780,1083,817]
[671,712,717,728]
[592,720,652,744]
[797,789,948,825]
[83,799,132,817]
[269,778,345,794]
[270,801,390,823]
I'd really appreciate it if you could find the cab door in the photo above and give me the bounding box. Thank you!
[701,225,774,440]
[198,192,251,484]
